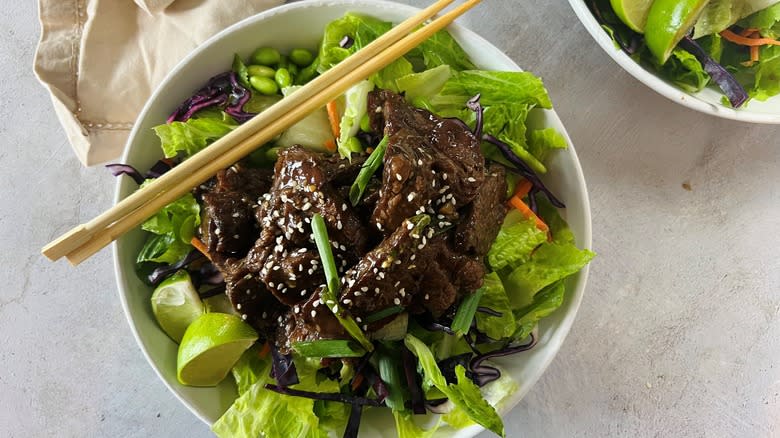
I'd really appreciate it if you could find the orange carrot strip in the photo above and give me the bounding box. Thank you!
[739,28,760,37]
[351,373,365,391]
[509,196,549,233]
[720,29,780,46]
[324,138,337,152]
[190,236,212,261]
[326,100,341,139]
[258,342,271,359]
[751,45,760,62]
[513,179,533,199]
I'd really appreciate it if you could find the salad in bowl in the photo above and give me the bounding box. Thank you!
[571,0,780,123]
[112,1,593,437]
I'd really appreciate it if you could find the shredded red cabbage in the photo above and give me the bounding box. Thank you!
[401,347,426,415]
[468,333,538,386]
[466,94,483,140]
[264,384,386,407]
[105,164,145,185]
[198,284,226,299]
[343,403,363,438]
[476,306,503,317]
[167,72,257,124]
[339,35,355,49]
[484,134,565,208]
[270,346,299,387]
[147,251,204,285]
[678,36,748,108]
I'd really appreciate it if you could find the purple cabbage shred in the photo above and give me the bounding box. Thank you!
[339,35,355,49]
[466,94,483,140]
[401,347,426,415]
[105,164,145,185]
[678,36,748,108]
[468,333,538,386]
[263,384,385,407]
[147,251,204,285]
[343,404,363,438]
[270,346,299,387]
[167,72,257,124]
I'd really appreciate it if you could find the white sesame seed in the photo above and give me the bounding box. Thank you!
[417,159,423,166]
[337,220,343,230]
[262,312,268,319]
[340,245,346,251]
[410,254,416,261]
[375,287,380,294]
[355,291,362,297]
[399,288,406,297]
[343,299,352,305]
[242,314,248,320]
[237,303,242,310]
[232,212,240,218]
[377,222,383,231]
[311,310,317,318]
[467,177,477,182]
[407,222,414,230]
[425,294,430,300]
[356,317,363,323]
[442,173,448,180]
[407,192,416,202]
[396,173,403,181]
[302,202,312,211]
[394,281,400,287]
[214,228,222,235]
[269,282,275,288]
[394,298,401,305]
[301,290,306,296]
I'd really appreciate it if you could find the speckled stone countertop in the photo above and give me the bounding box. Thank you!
[2,1,779,437]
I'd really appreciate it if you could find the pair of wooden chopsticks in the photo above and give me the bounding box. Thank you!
[42,0,482,266]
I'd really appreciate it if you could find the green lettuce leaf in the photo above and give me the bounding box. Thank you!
[694,0,780,38]
[527,128,568,164]
[213,357,341,438]
[152,111,238,158]
[752,51,780,100]
[656,48,710,93]
[512,280,566,341]
[396,65,453,100]
[136,183,200,265]
[502,240,594,308]
[371,57,415,92]
[416,30,476,71]
[318,13,391,72]
[487,210,547,271]
[475,272,516,340]
[741,2,780,38]
[404,335,505,437]
[231,346,270,396]
[431,70,552,110]
[337,80,374,158]
[393,411,442,438]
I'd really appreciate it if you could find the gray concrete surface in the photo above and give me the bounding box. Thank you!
[2,0,779,437]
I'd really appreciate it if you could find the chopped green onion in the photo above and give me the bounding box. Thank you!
[349,135,389,206]
[451,289,484,337]
[311,213,373,352]
[364,306,405,324]
[292,340,366,358]
[376,343,407,411]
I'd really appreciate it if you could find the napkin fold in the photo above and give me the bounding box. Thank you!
[34,0,284,166]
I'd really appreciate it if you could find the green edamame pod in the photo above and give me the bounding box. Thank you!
[289,48,314,67]
[249,75,279,95]
[246,65,275,78]
[250,47,281,66]
[275,68,292,89]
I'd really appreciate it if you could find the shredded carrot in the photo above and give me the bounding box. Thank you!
[509,196,549,233]
[720,29,780,47]
[258,342,271,359]
[751,45,760,63]
[324,138,337,152]
[513,179,533,199]
[326,100,341,139]
[190,236,212,261]
[351,373,365,391]
[740,28,760,37]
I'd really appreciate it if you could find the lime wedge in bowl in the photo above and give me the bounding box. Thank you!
[151,270,205,343]
[610,0,654,32]
[644,0,711,63]
[177,313,258,387]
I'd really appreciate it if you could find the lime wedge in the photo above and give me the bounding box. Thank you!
[610,0,655,33]
[177,313,258,387]
[644,0,711,64]
[151,270,205,343]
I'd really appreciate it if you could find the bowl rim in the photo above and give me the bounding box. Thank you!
[567,0,780,125]
[112,0,593,435]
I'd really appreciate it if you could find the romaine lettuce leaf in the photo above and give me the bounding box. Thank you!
[415,30,476,71]
[487,210,547,271]
[475,272,516,340]
[752,50,780,100]
[136,183,200,265]
[512,280,566,341]
[371,56,415,93]
[431,71,552,110]
[396,65,453,100]
[153,111,237,158]
[337,80,374,158]
[741,2,780,38]
[404,335,505,437]
[502,240,594,307]
[694,0,780,38]
[231,346,270,396]
[393,411,442,438]
[318,13,392,73]
[527,128,568,164]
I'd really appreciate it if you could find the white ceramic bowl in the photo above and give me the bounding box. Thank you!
[568,0,780,124]
[113,1,592,436]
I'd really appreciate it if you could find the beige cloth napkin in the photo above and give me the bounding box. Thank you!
[34,0,284,166]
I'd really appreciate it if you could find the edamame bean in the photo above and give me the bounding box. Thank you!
[289,48,314,67]
[250,47,281,66]
[275,68,292,89]
[246,65,275,78]
[287,63,299,78]
[249,75,279,95]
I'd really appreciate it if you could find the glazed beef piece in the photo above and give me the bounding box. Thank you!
[454,164,508,256]
[276,286,350,352]
[367,90,485,233]
[199,165,273,258]
[246,146,370,307]
[220,258,285,340]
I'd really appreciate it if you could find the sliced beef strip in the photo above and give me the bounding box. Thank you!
[246,146,370,306]
[454,164,508,256]
[220,257,285,340]
[367,90,485,233]
[199,165,273,259]
[276,286,350,353]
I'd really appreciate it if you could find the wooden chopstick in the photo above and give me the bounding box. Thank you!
[46,0,482,265]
